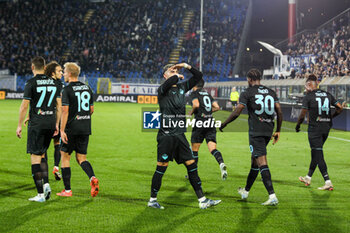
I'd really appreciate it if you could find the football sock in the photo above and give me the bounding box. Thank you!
[211,149,224,164]
[80,161,95,179]
[259,165,274,195]
[31,164,43,193]
[186,163,204,199]
[316,150,330,181]
[54,145,61,167]
[193,151,198,164]
[151,165,167,198]
[61,167,71,190]
[40,158,49,184]
[245,167,259,191]
[307,149,318,177]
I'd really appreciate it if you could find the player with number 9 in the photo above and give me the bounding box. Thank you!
[188,79,227,180]
[57,62,99,198]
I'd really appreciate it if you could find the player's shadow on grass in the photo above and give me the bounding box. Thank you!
[122,168,182,180]
[100,193,147,206]
[273,178,307,189]
[292,190,341,233]
[0,168,28,178]
[116,185,202,233]
[235,201,276,233]
[0,183,34,199]
[0,199,91,232]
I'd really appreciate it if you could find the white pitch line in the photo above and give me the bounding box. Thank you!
[237,119,350,142]
[281,126,350,142]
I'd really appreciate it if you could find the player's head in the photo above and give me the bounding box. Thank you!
[31,56,45,72]
[193,79,205,91]
[45,61,62,80]
[231,86,236,92]
[305,74,317,92]
[246,69,261,86]
[64,62,80,82]
[162,64,177,79]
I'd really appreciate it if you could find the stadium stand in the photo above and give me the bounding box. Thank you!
[283,11,349,79]
[179,0,247,82]
[0,0,248,92]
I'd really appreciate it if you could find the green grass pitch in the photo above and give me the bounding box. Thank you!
[0,100,349,233]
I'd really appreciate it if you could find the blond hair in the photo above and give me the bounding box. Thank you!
[64,62,81,77]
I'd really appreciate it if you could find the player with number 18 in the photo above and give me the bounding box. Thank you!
[57,62,99,197]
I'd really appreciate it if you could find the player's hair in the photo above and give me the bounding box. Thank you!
[64,62,81,77]
[246,68,262,81]
[31,56,45,70]
[162,64,175,75]
[306,74,317,82]
[44,61,60,78]
[196,79,205,88]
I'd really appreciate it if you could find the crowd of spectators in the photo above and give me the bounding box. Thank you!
[285,13,350,79]
[0,0,187,79]
[181,0,246,79]
[0,0,246,83]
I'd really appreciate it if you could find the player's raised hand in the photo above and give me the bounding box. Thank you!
[177,74,184,80]
[16,126,22,138]
[295,124,300,132]
[61,131,68,144]
[172,63,191,70]
[271,132,280,145]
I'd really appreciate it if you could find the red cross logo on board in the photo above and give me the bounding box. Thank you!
[121,84,129,95]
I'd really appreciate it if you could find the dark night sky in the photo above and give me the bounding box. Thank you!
[251,0,350,41]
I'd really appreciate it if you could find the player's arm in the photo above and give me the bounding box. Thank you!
[90,105,94,115]
[173,63,203,92]
[54,97,62,136]
[60,105,69,144]
[219,103,245,131]
[158,75,180,95]
[188,98,199,116]
[295,108,308,132]
[271,102,283,145]
[212,101,220,112]
[332,102,343,118]
[16,99,30,138]
[296,95,309,132]
[60,88,69,143]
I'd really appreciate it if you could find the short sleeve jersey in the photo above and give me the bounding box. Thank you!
[190,89,215,121]
[23,74,59,130]
[239,85,279,137]
[302,89,339,132]
[61,81,94,135]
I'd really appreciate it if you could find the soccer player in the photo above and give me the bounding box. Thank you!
[220,69,282,206]
[56,62,99,197]
[148,63,221,209]
[188,79,227,180]
[16,56,60,202]
[296,74,343,190]
[44,61,64,180]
